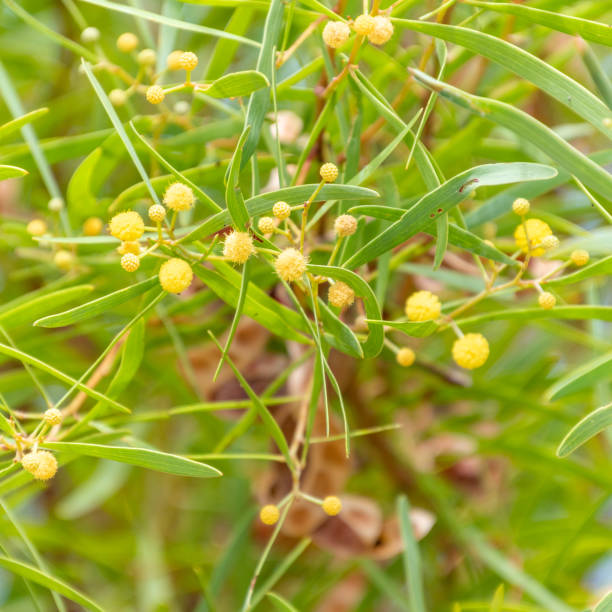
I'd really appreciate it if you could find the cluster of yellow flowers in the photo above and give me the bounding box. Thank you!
[322,13,394,49]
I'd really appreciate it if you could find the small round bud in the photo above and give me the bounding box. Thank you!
[275,248,307,282]
[118,241,140,256]
[513,218,552,256]
[146,85,165,105]
[258,216,275,234]
[320,162,338,183]
[83,217,103,236]
[272,201,291,220]
[223,231,255,264]
[43,408,62,426]
[178,51,198,71]
[121,252,140,272]
[27,219,47,237]
[570,249,589,266]
[109,211,145,241]
[367,16,393,45]
[452,333,489,370]
[116,32,139,53]
[159,258,193,293]
[148,204,166,223]
[21,450,58,481]
[538,292,556,310]
[137,48,156,66]
[322,21,351,49]
[322,495,342,516]
[259,504,280,525]
[405,290,441,322]
[353,14,375,35]
[512,197,530,216]
[334,214,357,237]
[48,197,64,212]
[328,281,355,309]
[81,27,100,43]
[540,235,559,251]
[396,347,415,367]
[166,50,184,70]
[109,89,128,107]
[54,250,74,271]
[163,182,194,211]
[173,100,190,115]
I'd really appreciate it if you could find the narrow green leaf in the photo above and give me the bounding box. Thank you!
[397,496,426,612]
[0,107,47,140]
[558,402,612,458]
[458,305,612,327]
[66,148,101,215]
[225,127,251,228]
[0,164,27,180]
[367,319,438,338]
[546,351,612,401]
[267,592,299,612]
[594,591,612,612]
[433,214,448,270]
[319,300,364,359]
[543,256,612,288]
[204,70,269,98]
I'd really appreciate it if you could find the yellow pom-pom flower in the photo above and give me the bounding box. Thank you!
[146,85,165,105]
[116,32,139,53]
[275,248,307,282]
[322,21,351,49]
[137,48,156,66]
[322,495,342,516]
[259,504,280,525]
[570,249,589,266]
[367,16,393,45]
[159,258,193,293]
[118,241,140,256]
[353,14,375,35]
[121,253,140,272]
[109,89,127,107]
[320,162,338,183]
[223,231,255,264]
[83,217,103,236]
[405,290,441,322]
[166,50,184,70]
[258,216,275,234]
[334,214,357,237]
[148,204,166,223]
[43,408,62,426]
[163,182,195,211]
[540,235,559,251]
[272,201,291,220]
[109,211,145,241]
[54,250,74,271]
[452,333,489,370]
[512,197,530,216]
[396,347,415,367]
[513,218,552,256]
[538,292,556,310]
[328,281,355,309]
[22,450,58,481]
[27,219,47,237]
[178,51,198,71]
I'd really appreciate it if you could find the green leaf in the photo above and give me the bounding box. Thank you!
[594,591,612,612]
[546,351,612,401]
[367,319,438,338]
[0,556,104,612]
[267,592,299,612]
[66,148,101,216]
[204,70,269,98]
[458,305,612,327]
[558,401,612,458]
[35,278,158,328]
[225,127,250,228]
[0,107,47,140]
[319,300,364,359]
[0,164,27,180]
[344,163,557,269]
[43,442,222,478]
[543,256,612,288]
[397,496,426,612]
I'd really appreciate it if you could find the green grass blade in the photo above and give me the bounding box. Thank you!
[546,351,612,401]
[557,402,612,458]
[225,127,250,228]
[458,305,612,327]
[0,164,27,180]
[0,107,47,140]
[267,592,299,612]
[397,495,426,612]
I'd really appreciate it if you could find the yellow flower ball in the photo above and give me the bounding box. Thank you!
[396,347,415,367]
[275,248,307,282]
[540,235,559,251]
[260,504,280,525]
[178,51,198,71]
[322,495,342,516]
[43,408,62,426]
[109,89,127,107]
[109,211,145,242]
[118,241,141,256]
[223,231,255,264]
[405,290,441,322]
[334,214,357,237]
[148,204,166,223]
[27,219,47,237]
[272,201,291,220]
[83,217,103,236]
[121,253,140,272]
[452,333,489,370]
[570,249,589,266]
[513,218,552,256]
[258,216,275,234]
[367,16,393,45]
[137,48,156,66]
[48,197,64,212]
[166,50,184,70]
[353,14,375,35]
[320,162,338,183]
[22,450,58,481]
[328,281,355,309]
[146,85,165,105]
[117,32,139,53]
[54,250,74,271]
[163,182,194,211]
[322,21,351,49]
[538,292,556,310]
[159,258,193,293]
[512,197,530,216]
